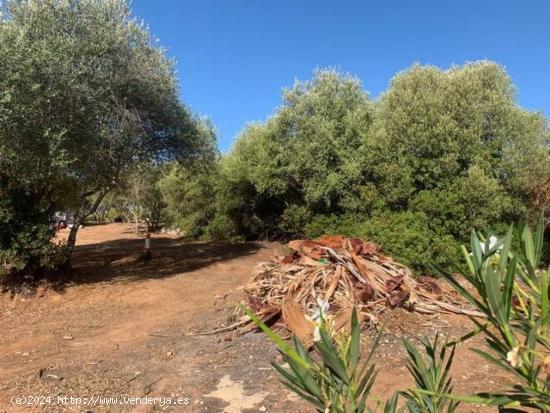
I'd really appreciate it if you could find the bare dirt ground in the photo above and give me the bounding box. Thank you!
[0,224,510,412]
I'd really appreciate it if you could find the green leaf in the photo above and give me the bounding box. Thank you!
[383,393,401,413]
[534,215,545,265]
[541,269,550,328]
[471,230,483,270]
[461,245,475,276]
[349,307,361,376]
[503,255,517,320]
[315,328,350,384]
[523,225,536,268]
[414,389,516,407]
[469,348,515,374]
[432,262,490,317]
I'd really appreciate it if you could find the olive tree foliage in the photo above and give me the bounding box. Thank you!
[360,63,550,268]
[176,63,549,271]
[217,70,374,239]
[157,118,219,238]
[0,0,200,278]
[368,62,550,238]
[117,163,166,234]
[160,71,372,240]
[160,164,219,237]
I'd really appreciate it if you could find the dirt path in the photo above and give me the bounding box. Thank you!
[0,224,508,412]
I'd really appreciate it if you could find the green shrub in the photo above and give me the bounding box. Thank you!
[303,214,360,239]
[279,205,312,237]
[159,163,218,238]
[305,212,460,273]
[203,214,241,241]
[0,221,68,284]
[245,305,462,413]
[362,212,434,269]
[401,334,459,413]
[160,64,550,274]
[244,306,400,413]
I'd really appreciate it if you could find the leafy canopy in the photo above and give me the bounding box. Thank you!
[169,63,549,271]
[0,0,203,277]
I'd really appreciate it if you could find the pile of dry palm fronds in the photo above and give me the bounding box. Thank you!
[243,235,481,347]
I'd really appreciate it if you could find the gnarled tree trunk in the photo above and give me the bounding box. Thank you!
[65,189,111,258]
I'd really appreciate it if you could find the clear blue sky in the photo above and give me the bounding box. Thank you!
[132,0,550,152]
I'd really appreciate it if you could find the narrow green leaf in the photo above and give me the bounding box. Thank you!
[541,269,549,328]
[471,230,483,270]
[349,307,361,376]
[503,255,516,320]
[523,224,535,269]
[534,215,545,265]
[315,329,350,384]
[431,262,489,316]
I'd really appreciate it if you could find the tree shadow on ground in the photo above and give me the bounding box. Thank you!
[68,236,263,285]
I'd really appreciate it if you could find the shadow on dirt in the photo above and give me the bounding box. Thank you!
[68,236,262,285]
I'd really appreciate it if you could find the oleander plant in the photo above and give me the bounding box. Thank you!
[247,217,550,412]
[433,217,550,411]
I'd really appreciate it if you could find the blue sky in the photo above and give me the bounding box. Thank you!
[132,0,550,152]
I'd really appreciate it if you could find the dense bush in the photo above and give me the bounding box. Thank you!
[166,63,549,272]
[302,212,460,272]
[361,212,461,271]
[158,119,221,237]
[160,163,218,237]
[0,188,68,281]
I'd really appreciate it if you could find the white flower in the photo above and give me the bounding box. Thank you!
[469,235,503,259]
[507,346,522,368]
[482,236,501,252]
[310,298,330,322]
[309,298,330,342]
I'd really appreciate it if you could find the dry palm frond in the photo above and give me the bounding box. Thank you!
[243,236,482,344]
[282,295,316,348]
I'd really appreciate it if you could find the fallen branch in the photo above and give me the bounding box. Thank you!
[194,317,251,335]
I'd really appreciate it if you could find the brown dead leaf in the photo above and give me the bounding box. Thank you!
[282,296,315,348]
[417,276,442,298]
[241,235,481,342]
[388,290,410,307]
[386,275,405,293]
[288,240,326,260]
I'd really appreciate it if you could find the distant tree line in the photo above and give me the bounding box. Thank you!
[158,64,550,271]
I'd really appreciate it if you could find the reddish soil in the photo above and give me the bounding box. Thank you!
[0,224,510,412]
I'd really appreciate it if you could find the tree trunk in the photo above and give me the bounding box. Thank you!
[65,189,110,259]
[134,212,139,234]
[66,215,85,255]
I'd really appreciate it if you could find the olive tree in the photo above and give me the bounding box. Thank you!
[213,70,374,238]
[117,163,167,234]
[368,62,550,238]
[0,0,201,277]
[159,119,219,237]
